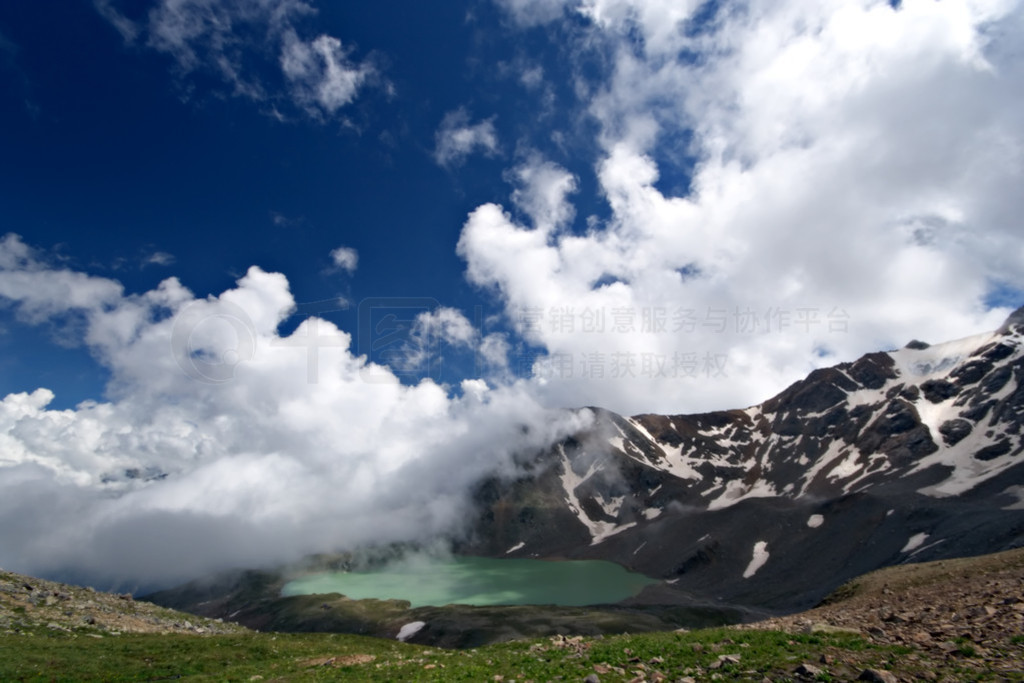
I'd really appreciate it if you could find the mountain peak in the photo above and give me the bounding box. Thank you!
[997,304,1024,335]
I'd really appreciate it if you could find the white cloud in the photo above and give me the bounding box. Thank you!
[479,332,512,372]
[519,64,545,90]
[509,155,578,232]
[494,0,574,27]
[93,0,140,43]
[96,0,375,119]
[0,234,593,588]
[413,307,477,348]
[329,245,358,273]
[434,108,500,168]
[144,251,176,267]
[280,31,376,117]
[461,0,1024,414]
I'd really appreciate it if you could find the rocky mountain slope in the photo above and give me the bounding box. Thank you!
[0,567,245,637]
[463,307,1024,612]
[739,546,1024,680]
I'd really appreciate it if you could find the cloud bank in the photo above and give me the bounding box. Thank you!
[461,0,1024,414]
[0,235,591,589]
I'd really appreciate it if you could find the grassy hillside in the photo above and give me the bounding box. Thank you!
[3,550,1024,681]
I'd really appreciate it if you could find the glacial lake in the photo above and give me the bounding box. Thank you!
[281,556,658,608]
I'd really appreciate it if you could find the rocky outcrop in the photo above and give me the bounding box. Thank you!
[0,568,244,636]
[739,547,1024,680]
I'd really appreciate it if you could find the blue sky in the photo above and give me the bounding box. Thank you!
[0,0,568,404]
[1,0,1023,587]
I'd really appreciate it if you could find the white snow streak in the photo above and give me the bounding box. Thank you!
[397,621,426,642]
[742,541,770,579]
[901,532,929,553]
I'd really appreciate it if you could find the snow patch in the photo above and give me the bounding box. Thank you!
[707,478,777,511]
[890,332,995,379]
[643,507,662,520]
[591,521,637,545]
[626,417,659,446]
[505,541,525,554]
[828,451,863,481]
[656,442,703,480]
[901,532,929,553]
[807,514,824,528]
[597,494,625,518]
[1001,485,1024,510]
[742,541,769,579]
[397,621,426,642]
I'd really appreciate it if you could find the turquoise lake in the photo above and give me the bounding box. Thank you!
[281,556,658,608]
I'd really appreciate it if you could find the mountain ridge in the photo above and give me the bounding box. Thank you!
[461,306,1024,612]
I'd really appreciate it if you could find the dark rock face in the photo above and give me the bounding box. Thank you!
[465,312,1024,614]
[939,419,972,446]
[921,379,957,403]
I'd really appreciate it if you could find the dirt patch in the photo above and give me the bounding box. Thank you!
[302,653,377,667]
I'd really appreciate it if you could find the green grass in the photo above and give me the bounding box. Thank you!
[0,626,901,682]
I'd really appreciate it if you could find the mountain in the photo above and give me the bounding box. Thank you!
[461,307,1024,612]
[145,307,1024,641]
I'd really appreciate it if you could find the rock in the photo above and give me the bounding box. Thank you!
[921,379,958,403]
[708,654,741,669]
[795,663,823,677]
[938,419,972,446]
[858,669,898,683]
[583,675,600,683]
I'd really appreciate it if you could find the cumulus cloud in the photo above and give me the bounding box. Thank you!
[0,234,591,589]
[395,307,516,378]
[95,0,376,119]
[329,245,358,273]
[413,307,478,348]
[434,108,500,168]
[461,0,1024,414]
